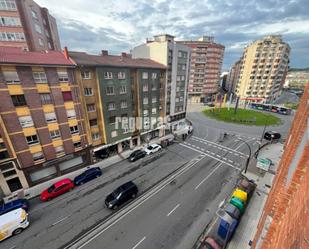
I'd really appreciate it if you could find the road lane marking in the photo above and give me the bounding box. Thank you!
[132,236,146,249]
[52,216,69,226]
[167,204,180,217]
[195,163,222,190]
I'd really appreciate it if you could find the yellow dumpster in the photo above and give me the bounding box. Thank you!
[232,188,247,203]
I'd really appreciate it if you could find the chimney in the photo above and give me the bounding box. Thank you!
[101,50,108,56]
[63,46,69,59]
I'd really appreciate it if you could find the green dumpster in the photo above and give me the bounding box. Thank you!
[230,197,245,213]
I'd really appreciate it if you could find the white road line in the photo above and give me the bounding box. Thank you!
[195,163,222,190]
[167,204,180,217]
[52,216,69,226]
[132,236,146,249]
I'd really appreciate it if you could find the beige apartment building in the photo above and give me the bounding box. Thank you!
[235,35,290,103]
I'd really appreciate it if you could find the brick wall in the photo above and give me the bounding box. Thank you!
[252,81,309,249]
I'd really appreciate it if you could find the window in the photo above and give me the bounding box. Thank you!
[19,116,33,128]
[92,132,100,141]
[0,32,25,41]
[33,72,47,83]
[66,109,76,119]
[118,72,125,79]
[81,71,91,79]
[0,0,17,11]
[40,93,53,104]
[58,71,69,82]
[143,97,148,105]
[31,10,38,19]
[143,110,149,116]
[152,73,157,79]
[152,84,157,91]
[50,130,61,139]
[0,16,21,26]
[34,23,42,34]
[104,72,113,79]
[111,131,117,138]
[84,88,93,96]
[142,72,148,79]
[33,152,44,162]
[74,141,81,148]
[87,104,96,112]
[47,42,52,49]
[62,91,72,101]
[45,112,57,123]
[109,116,116,124]
[108,102,116,111]
[152,108,157,114]
[152,97,157,103]
[38,38,44,47]
[143,84,148,92]
[55,146,64,155]
[26,134,39,145]
[11,95,26,106]
[120,101,127,109]
[120,85,127,94]
[89,119,97,127]
[70,125,79,134]
[106,86,114,95]
[3,71,20,84]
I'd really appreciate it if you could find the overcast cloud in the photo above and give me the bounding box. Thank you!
[36,0,309,69]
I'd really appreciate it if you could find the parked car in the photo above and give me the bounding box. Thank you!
[40,178,74,202]
[264,131,281,141]
[128,149,147,162]
[74,167,102,186]
[0,208,29,241]
[105,181,138,209]
[200,237,222,249]
[0,199,29,216]
[144,143,162,155]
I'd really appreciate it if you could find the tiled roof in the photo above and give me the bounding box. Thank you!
[69,51,166,69]
[0,47,75,66]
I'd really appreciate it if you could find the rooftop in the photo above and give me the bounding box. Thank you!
[0,47,74,66]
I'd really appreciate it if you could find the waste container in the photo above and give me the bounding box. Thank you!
[217,217,238,241]
[230,197,245,213]
[224,203,241,220]
[232,188,248,203]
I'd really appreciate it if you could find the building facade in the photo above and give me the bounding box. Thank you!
[252,81,308,249]
[235,35,290,103]
[0,0,61,51]
[284,68,309,90]
[177,36,225,103]
[226,58,242,93]
[69,50,166,154]
[132,34,190,131]
[0,47,91,196]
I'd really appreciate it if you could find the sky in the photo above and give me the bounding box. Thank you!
[36,0,309,70]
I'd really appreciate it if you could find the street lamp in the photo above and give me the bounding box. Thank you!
[236,137,252,174]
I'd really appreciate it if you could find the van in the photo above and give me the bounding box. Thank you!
[0,208,29,241]
[105,181,138,209]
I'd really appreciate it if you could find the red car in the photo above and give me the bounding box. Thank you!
[40,178,74,201]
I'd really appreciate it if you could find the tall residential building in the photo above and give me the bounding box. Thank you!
[226,58,242,93]
[69,50,166,154]
[132,34,190,131]
[284,68,309,90]
[252,81,308,249]
[0,0,61,51]
[235,35,290,103]
[177,36,225,103]
[0,47,90,196]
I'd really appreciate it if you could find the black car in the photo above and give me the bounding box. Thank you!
[264,131,281,141]
[74,167,102,185]
[105,181,138,209]
[128,149,146,162]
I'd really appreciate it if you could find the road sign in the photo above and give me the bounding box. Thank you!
[257,157,271,171]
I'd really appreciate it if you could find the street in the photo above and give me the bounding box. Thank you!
[1,108,292,249]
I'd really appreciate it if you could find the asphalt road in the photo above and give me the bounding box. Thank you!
[1,107,292,249]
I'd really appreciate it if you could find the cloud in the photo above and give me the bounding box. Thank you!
[36,0,309,69]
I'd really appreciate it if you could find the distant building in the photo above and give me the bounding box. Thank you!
[226,59,242,93]
[235,35,290,103]
[69,50,166,154]
[0,47,90,196]
[132,34,190,131]
[252,81,309,249]
[0,0,61,51]
[220,71,228,90]
[177,36,225,103]
[284,68,309,89]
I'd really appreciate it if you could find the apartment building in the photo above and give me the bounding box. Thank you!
[69,50,166,154]
[284,68,309,89]
[226,59,242,93]
[178,36,225,103]
[132,34,190,131]
[0,47,90,195]
[0,0,61,51]
[235,35,290,103]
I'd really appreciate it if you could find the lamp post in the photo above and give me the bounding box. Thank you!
[236,137,252,173]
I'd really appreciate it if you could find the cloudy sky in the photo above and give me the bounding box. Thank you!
[36,0,309,70]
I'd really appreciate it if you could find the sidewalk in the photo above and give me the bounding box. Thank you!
[227,142,284,249]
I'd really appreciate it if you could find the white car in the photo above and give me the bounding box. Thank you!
[144,143,162,155]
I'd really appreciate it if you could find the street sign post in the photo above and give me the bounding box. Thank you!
[256,157,271,171]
